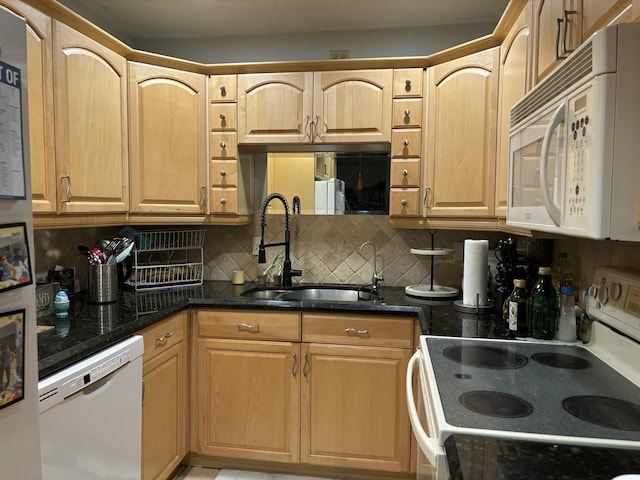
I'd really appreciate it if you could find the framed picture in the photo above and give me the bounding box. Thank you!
[0,222,33,294]
[0,308,25,410]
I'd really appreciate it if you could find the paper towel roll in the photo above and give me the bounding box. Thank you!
[462,239,489,306]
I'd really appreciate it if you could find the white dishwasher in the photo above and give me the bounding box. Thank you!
[38,335,144,480]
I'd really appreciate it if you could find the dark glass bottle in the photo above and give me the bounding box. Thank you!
[530,267,558,340]
[508,279,530,337]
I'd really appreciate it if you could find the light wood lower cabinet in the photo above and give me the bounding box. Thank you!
[139,312,189,480]
[194,309,413,475]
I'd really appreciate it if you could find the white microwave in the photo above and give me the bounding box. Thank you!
[507,23,640,241]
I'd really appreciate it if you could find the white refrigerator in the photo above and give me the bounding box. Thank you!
[0,6,43,479]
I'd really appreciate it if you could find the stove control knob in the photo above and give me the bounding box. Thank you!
[597,285,609,304]
[609,282,622,301]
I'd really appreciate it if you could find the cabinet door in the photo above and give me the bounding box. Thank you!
[534,0,581,83]
[582,0,631,40]
[313,69,392,143]
[53,21,128,213]
[496,5,531,218]
[141,313,188,480]
[2,1,56,213]
[426,48,499,218]
[196,338,300,463]
[238,72,313,144]
[129,62,206,214]
[301,343,411,472]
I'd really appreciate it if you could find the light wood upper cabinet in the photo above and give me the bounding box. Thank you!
[496,5,532,218]
[425,48,500,218]
[238,72,313,143]
[238,70,392,144]
[1,1,56,213]
[53,21,129,213]
[139,312,189,480]
[533,0,630,84]
[312,69,392,143]
[129,62,207,214]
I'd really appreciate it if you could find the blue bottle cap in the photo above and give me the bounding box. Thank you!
[560,285,574,295]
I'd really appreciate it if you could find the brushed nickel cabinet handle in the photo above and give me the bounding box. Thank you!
[200,185,207,207]
[401,199,408,207]
[237,323,259,332]
[219,169,226,177]
[219,113,226,120]
[403,139,410,147]
[220,141,226,149]
[404,109,411,116]
[220,197,227,205]
[156,331,174,344]
[304,114,311,138]
[402,169,409,177]
[303,354,310,377]
[61,175,71,204]
[344,327,369,336]
[292,353,298,377]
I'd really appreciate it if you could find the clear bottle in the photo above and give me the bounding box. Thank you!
[530,267,558,340]
[557,285,577,342]
[508,279,530,337]
[551,252,574,295]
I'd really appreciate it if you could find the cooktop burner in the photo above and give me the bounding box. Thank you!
[562,396,640,431]
[443,345,528,370]
[460,390,533,418]
[531,352,592,369]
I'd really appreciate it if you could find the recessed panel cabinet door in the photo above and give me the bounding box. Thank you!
[53,21,128,213]
[496,6,531,218]
[238,72,313,144]
[196,338,300,463]
[2,1,57,213]
[300,343,411,472]
[129,62,206,214]
[426,47,499,218]
[313,69,392,144]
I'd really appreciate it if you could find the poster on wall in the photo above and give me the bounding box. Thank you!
[0,308,24,410]
[0,59,26,199]
[0,222,32,293]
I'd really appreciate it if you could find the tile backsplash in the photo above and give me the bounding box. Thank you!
[32,215,640,298]
[32,216,507,291]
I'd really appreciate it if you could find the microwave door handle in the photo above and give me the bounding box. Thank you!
[406,351,443,469]
[540,102,565,226]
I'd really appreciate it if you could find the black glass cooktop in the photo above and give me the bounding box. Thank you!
[425,337,640,443]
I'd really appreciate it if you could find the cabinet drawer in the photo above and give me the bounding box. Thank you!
[391,158,420,187]
[391,129,422,158]
[393,68,423,98]
[197,309,301,341]
[393,99,423,128]
[139,312,187,364]
[210,132,238,159]
[210,187,238,214]
[210,103,237,131]
[211,160,238,187]
[389,188,421,217]
[302,313,413,348]
[209,74,237,102]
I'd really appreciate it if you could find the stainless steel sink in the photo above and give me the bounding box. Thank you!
[240,285,378,302]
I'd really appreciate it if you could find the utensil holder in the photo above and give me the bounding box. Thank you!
[88,264,118,304]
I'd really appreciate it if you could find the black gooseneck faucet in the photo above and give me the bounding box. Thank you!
[258,193,302,287]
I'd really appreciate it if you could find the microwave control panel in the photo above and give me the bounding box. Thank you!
[565,85,592,226]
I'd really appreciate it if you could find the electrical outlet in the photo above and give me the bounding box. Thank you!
[453,241,464,262]
[252,237,261,256]
[329,50,349,59]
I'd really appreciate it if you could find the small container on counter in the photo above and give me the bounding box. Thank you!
[557,285,578,342]
[508,279,530,337]
[530,267,558,340]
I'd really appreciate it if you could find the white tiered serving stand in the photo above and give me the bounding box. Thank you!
[404,230,459,299]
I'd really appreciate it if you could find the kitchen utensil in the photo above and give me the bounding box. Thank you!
[78,245,101,266]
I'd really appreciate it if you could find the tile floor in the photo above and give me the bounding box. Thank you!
[174,467,339,480]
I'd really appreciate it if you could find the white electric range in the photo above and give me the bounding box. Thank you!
[407,266,640,480]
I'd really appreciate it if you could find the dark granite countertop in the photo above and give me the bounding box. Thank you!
[37,281,504,379]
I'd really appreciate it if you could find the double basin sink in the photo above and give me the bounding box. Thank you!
[241,284,378,302]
